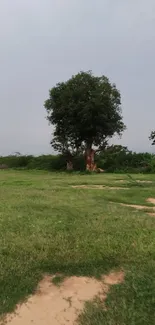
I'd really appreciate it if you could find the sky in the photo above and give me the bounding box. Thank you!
[0,0,155,155]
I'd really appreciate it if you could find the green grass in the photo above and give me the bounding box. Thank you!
[51,274,65,286]
[0,170,155,323]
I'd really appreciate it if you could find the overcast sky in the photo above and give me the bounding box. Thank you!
[0,0,155,155]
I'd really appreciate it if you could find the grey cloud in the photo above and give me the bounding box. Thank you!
[0,0,155,155]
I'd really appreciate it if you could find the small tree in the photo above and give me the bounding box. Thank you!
[45,71,126,170]
[149,131,155,145]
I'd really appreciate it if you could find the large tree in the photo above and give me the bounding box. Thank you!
[45,71,126,170]
[149,131,155,145]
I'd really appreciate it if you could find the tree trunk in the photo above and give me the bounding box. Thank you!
[86,148,97,171]
[67,160,73,171]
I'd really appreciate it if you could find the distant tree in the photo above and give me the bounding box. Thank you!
[105,145,130,154]
[10,152,21,156]
[149,131,155,145]
[44,71,126,170]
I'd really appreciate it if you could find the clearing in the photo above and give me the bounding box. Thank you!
[0,170,155,324]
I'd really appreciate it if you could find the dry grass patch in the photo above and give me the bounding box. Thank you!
[72,185,129,190]
[136,180,153,183]
[114,180,153,184]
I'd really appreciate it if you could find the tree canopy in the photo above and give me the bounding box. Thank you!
[44,71,126,169]
[149,131,155,145]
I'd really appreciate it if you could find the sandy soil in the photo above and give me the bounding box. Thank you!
[147,213,155,217]
[113,180,153,184]
[120,203,154,210]
[3,271,124,325]
[136,180,153,183]
[72,185,129,190]
[147,198,155,204]
[112,200,155,213]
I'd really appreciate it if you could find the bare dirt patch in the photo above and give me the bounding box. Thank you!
[120,203,151,210]
[3,271,124,325]
[112,202,155,211]
[136,180,153,183]
[147,213,155,217]
[103,271,124,285]
[147,198,155,205]
[72,185,129,190]
[114,180,153,184]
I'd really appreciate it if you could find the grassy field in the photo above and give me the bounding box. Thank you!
[0,170,155,324]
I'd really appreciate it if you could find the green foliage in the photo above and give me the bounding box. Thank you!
[27,155,66,171]
[44,71,126,155]
[149,131,155,145]
[0,155,33,168]
[0,155,66,171]
[98,145,155,173]
[51,275,65,286]
[0,147,155,173]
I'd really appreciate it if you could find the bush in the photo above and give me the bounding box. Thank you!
[98,146,155,173]
[0,155,33,168]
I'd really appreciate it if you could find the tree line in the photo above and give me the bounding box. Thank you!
[0,147,155,172]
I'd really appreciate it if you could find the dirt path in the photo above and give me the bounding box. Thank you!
[111,198,155,215]
[72,185,129,190]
